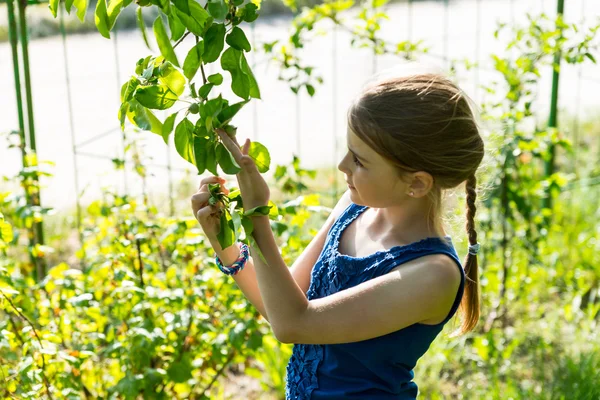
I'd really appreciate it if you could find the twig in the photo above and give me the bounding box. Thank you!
[1,292,54,399]
[135,238,145,288]
[7,314,24,344]
[196,36,208,85]
[200,63,208,85]
[195,351,237,399]
[173,31,191,49]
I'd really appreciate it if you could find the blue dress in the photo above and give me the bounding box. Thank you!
[285,203,466,399]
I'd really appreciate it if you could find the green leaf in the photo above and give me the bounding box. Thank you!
[175,0,212,36]
[203,23,226,63]
[167,359,193,383]
[174,119,195,165]
[118,103,128,130]
[217,100,248,126]
[584,53,597,63]
[167,9,186,41]
[208,0,228,21]
[206,140,218,175]
[198,83,214,99]
[136,7,152,50]
[162,112,178,144]
[153,17,179,67]
[65,0,74,13]
[241,215,253,235]
[216,142,242,174]
[221,47,260,100]
[241,2,258,23]
[248,140,270,172]
[243,205,272,216]
[172,0,189,14]
[183,41,205,80]
[107,0,131,29]
[226,27,251,52]
[126,100,163,135]
[217,211,236,249]
[135,85,178,109]
[121,76,140,102]
[230,203,242,242]
[158,62,186,96]
[232,0,244,6]
[73,0,88,22]
[305,84,315,96]
[49,0,59,18]
[95,0,111,38]
[193,136,210,174]
[207,73,223,85]
[247,331,263,350]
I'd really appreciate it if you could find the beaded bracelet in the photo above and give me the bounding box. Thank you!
[215,242,250,276]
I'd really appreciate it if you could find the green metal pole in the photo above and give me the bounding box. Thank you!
[18,0,46,280]
[7,0,39,271]
[17,0,36,151]
[6,0,26,153]
[543,0,564,213]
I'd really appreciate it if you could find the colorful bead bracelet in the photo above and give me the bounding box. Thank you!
[215,242,250,276]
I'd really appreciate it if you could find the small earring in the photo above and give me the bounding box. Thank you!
[409,191,414,196]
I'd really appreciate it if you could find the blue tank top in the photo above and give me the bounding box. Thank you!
[285,203,466,399]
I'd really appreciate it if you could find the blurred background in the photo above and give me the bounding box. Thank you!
[1,0,599,399]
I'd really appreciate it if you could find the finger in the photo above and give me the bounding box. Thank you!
[242,138,250,155]
[198,178,230,197]
[199,175,225,191]
[196,204,221,221]
[191,191,211,207]
[216,129,245,165]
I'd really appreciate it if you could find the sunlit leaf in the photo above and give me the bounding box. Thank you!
[95,0,111,38]
[183,40,205,80]
[174,118,195,165]
[248,140,270,172]
[49,0,59,18]
[136,7,152,50]
[134,85,178,109]
[153,17,179,67]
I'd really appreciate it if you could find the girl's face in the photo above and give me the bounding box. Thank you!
[338,126,411,208]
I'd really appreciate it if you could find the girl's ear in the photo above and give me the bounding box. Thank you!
[408,171,434,197]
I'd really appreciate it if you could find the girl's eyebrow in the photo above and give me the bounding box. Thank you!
[348,147,369,163]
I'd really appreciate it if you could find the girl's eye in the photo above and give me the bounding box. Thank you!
[352,154,362,167]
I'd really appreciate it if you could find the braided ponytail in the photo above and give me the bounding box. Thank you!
[449,173,481,338]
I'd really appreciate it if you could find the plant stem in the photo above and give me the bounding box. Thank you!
[174,31,191,49]
[200,62,208,84]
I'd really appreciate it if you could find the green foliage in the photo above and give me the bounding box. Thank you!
[0,144,328,398]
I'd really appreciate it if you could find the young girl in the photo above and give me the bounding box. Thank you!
[191,72,485,399]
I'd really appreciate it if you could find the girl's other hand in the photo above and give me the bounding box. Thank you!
[191,175,230,240]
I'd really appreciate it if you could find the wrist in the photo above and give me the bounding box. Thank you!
[215,242,241,266]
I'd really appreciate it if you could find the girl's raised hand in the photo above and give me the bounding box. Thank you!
[216,129,270,211]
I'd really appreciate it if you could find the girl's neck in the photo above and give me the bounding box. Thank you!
[367,203,446,242]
